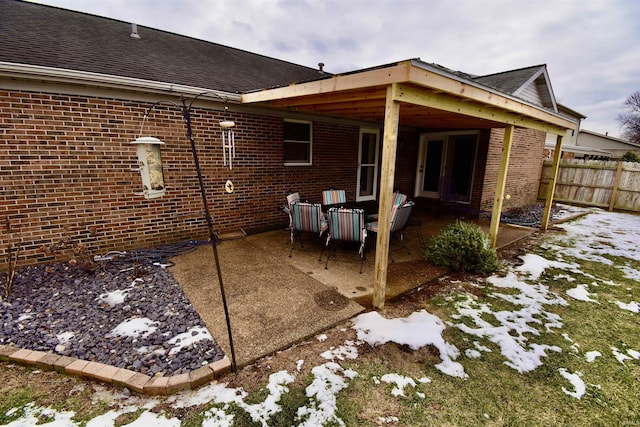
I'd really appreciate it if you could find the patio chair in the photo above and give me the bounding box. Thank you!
[322,189,347,206]
[367,191,408,221]
[289,201,329,259]
[324,207,367,273]
[283,192,301,229]
[366,200,415,261]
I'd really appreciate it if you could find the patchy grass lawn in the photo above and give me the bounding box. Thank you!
[1,210,639,426]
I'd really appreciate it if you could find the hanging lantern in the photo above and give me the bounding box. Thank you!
[130,136,166,199]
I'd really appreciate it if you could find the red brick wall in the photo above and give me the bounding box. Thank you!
[478,127,546,212]
[1,89,359,268]
[1,88,548,269]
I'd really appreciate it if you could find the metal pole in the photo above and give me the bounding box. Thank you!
[181,98,237,372]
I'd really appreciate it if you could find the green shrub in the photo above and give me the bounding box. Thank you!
[424,221,499,275]
[621,151,640,162]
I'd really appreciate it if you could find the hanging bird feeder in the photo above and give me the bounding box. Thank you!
[130,136,166,199]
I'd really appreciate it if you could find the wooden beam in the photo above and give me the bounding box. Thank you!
[291,99,385,114]
[489,125,514,247]
[541,135,564,230]
[372,84,400,309]
[393,84,571,135]
[269,87,388,108]
[242,62,411,103]
[406,67,576,130]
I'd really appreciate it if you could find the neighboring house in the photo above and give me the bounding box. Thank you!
[544,129,639,160]
[542,105,603,159]
[575,130,640,159]
[543,143,612,160]
[1,1,579,303]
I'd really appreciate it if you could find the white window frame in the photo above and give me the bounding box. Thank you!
[283,119,313,166]
[356,128,380,202]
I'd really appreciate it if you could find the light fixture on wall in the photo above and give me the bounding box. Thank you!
[131,92,238,372]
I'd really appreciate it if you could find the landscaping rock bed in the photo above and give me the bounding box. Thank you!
[500,202,587,228]
[0,262,224,377]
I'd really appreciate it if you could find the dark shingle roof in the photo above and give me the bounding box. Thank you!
[0,0,326,93]
[473,65,545,94]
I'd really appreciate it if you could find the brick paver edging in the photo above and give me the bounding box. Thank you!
[0,344,231,395]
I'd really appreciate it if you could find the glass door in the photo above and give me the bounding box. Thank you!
[415,132,478,202]
[356,128,380,201]
[415,136,445,198]
[442,134,477,202]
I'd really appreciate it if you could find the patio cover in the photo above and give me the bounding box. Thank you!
[242,59,578,308]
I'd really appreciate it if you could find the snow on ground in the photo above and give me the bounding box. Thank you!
[3,403,76,427]
[377,373,417,397]
[96,278,143,307]
[585,351,602,362]
[107,317,158,338]
[451,255,568,373]
[611,347,639,365]
[167,327,214,356]
[547,209,640,281]
[352,310,467,378]
[558,368,586,399]
[4,208,640,426]
[97,289,129,306]
[612,300,640,312]
[566,284,598,302]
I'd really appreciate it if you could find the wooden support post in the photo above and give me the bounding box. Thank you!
[372,84,400,309]
[608,161,624,211]
[489,125,514,247]
[541,134,564,230]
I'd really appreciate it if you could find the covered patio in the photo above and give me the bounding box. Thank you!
[242,59,576,308]
[169,210,535,367]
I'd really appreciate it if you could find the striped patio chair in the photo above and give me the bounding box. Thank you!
[283,192,301,229]
[322,189,347,206]
[367,191,408,221]
[324,207,367,273]
[289,201,329,258]
[366,200,415,261]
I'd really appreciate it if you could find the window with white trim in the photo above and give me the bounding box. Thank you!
[283,120,312,165]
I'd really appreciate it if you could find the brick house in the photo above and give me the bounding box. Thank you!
[1,1,578,305]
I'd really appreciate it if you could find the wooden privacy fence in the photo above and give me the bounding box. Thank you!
[538,159,640,212]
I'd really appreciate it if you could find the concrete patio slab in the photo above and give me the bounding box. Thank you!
[169,238,365,368]
[169,210,535,368]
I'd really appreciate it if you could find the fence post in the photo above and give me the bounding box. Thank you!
[609,161,624,211]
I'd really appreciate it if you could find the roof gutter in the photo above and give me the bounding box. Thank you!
[0,62,241,102]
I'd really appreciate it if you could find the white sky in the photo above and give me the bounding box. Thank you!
[28,0,640,138]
